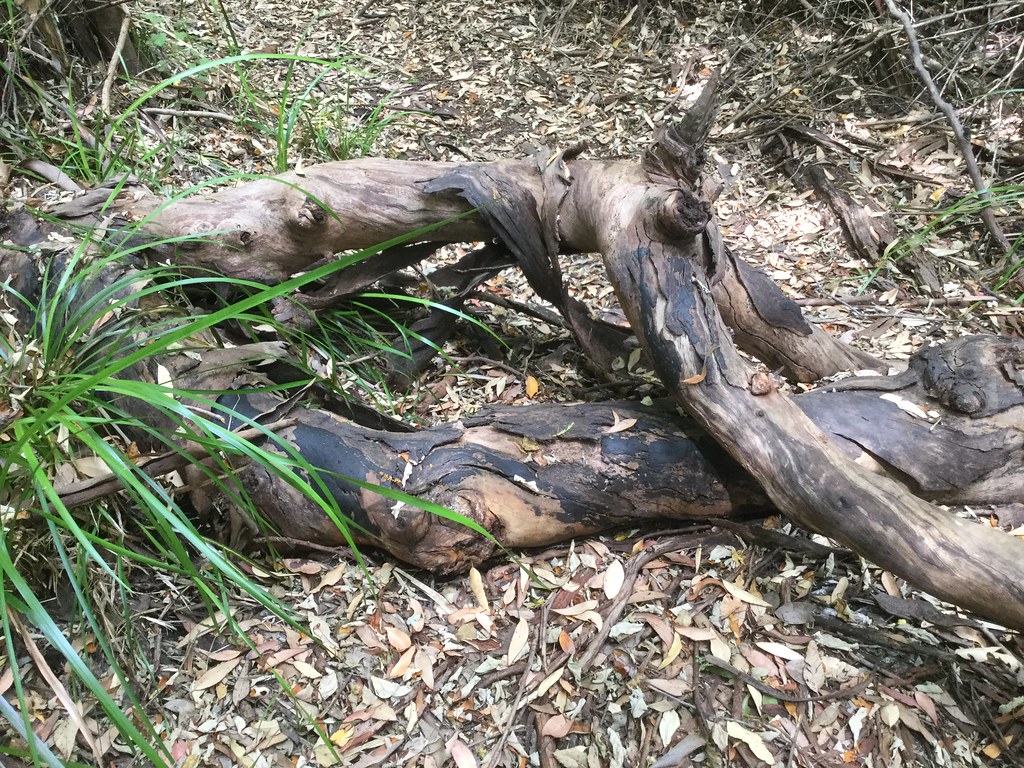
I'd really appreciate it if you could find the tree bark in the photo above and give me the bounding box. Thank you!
[56,0,141,75]
[30,78,1024,630]
[93,337,1024,579]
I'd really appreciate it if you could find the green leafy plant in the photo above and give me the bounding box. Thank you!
[859,183,1024,297]
[0,41,390,187]
[0,199,500,764]
[296,92,418,164]
[222,18,409,171]
[0,14,501,762]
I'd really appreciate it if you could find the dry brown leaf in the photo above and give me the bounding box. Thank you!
[682,366,707,384]
[283,559,323,575]
[756,641,804,662]
[659,710,681,747]
[675,626,717,642]
[551,746,589,768]
[355,624,387,651]
[313,562,346,593]
[552,600,598,617]
[721,579,770,607]
[803,639,825,693]
[194,657,241,691]
[530,666,565,701]
[72,455,108,478]
[207,648,244,662]
[293,659,322,679]
[414,647,435,689]
[389,646,415,678]
[726,721,774,764]
[658,632,683,670]
[469,567,489,611]
[983,742,1004,759]
[880,702,900,726]
[603,560,625,599]
[604,412,638,434]
[914,690,939,723]
[264,647,305,667]
[558,629,575,655]
[639,613,673,645]
[710,632,731,662]
[386,625,412,652]
[507,618,529,665]
[329,724,354,748]
[448,736,478,768]
[542,714,574,738]
[448,604,485,624]
[649,678,690,696]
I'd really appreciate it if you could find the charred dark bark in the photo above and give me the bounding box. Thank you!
[153,337,1020,577]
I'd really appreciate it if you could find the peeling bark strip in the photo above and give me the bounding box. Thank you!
[51,79,1024,629]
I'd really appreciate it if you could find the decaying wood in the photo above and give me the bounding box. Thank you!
[599,88,1024,630]
[16,77,1024,630]
[183,337,1019,579]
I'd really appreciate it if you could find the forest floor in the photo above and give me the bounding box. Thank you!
[4,0,1024,766]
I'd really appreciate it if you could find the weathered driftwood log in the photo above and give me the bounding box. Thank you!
[30,78,1024,629]
[153,336,1019,581]
[595,87,1024,630]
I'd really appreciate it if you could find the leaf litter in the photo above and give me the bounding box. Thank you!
[3,0,1024,765]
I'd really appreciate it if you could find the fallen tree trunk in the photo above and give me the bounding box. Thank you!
[115,154,877,382]
[144,336,1016,579]
[29,79,1024,629]
[16,315,1013,580]
[596,89,1024,630]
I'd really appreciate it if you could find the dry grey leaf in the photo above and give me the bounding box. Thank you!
[726,722,774,764]
[803,639,825,693]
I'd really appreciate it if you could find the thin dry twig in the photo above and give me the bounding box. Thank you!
[795,293,998,307]
[485,602,544,768]
[14,0,60,47]
[702,655,871,703]
[143,107,235,121]
[100,9,132,113]
[263,535,351,555]
[19,159,82,192]
[8,609,104,766]
[449,355,527,381]
[885,0,1012,256]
